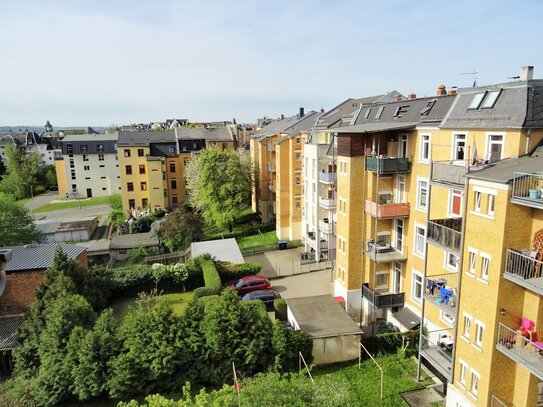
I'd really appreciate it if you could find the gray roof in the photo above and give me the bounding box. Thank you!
[61,133,118,143]
[0,243,86,272]
[78,239,111,254]
[35,217,97,234]
[0,315,24,350]
[466,145,543,184]
[332,122,419,134]
[286,295,362,338]
[109,232,159,250]
[441,80,543,129]
[254,113,313,141]
[312,96,384,132]
[174,127,233,142]
[117,130,176,147]
[191,238,244,264]
[276,112,320,144]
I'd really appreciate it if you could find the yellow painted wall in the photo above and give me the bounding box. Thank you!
[54,159,68,196]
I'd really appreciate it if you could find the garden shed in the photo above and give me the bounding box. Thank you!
[190,238,244,264]
[286,295,362,365]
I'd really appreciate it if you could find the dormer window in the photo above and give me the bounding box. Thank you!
[364,108,372,119]
[394,105,409,118]
[481,90,501,108]
[375,106,385,119]
[420,100,436,116]
[468,92,486,109]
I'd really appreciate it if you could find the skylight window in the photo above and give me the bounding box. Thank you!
[420,100,436,116]
[481,90,501,108]
[375,106,385,119]
[468,92,486,109]
[394,105,409,118]
[364,108,372,119]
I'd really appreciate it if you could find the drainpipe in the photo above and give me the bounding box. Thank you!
[359,136,368,328]
[526,128,531,155]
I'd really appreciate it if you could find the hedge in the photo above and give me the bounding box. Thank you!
[201,222,276,241]
[215,262,262,283]
[274,298,287,321]
[362,330,420,356]
[193,259,221,298]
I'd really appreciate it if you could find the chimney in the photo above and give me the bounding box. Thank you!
[320,107,325,113]
[447,89,457,95]
[436,84,447,96]
[280,114,284,120]
[520,66,534,81]
[299,107,305,118]
[407,93,416,100]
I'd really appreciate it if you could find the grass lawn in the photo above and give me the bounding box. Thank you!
[312,355,433,406]
[236,230,278,250]
[110,292,194,321]
[201,206,258,239]
[32,195,116,213]
[16,197,31,206]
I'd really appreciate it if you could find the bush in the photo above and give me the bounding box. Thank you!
[194,260,221,298]
[363,329,419,356]
[193,287,220,298]
[215,261,262,282]
[274,298,287,321]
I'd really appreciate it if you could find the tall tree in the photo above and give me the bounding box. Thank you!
[185,148,252,232]
[158,206,204,252]
[0,143,41,199]
[0,192,40,246]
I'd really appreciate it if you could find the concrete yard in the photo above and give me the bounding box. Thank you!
[268,269,333,299]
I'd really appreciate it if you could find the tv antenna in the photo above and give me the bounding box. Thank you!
[459,70,479,87]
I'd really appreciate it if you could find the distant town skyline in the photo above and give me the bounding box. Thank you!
[1,0,542,126]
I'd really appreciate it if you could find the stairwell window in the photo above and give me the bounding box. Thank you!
[414,225,426,257]
[419,134,430,163]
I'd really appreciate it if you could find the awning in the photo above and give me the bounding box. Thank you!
[392,307,421,330]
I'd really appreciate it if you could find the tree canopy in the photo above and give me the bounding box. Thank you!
[156,206,203,252]
[185,148,252,231]
[0,143,42,199]
[0,192,40,246]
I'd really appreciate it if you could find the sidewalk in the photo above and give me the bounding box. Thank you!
[24,190,58,212]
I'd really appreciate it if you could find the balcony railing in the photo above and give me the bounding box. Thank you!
[362,284,404,308]
[319,220,334,233]
[364,241,408,263]
[319,196,336,209]
[319,172,336,184]
[427,218,462,252]
[267,163,276,172]
[424,272,459,315]
[490,395,509,407]
[496,322,543,381]
[365,199,410,219]
[511,172,543,209]
[504,249,543,296]
[420,328,454,380]
[365,156,411,174]
[431,161,469,186]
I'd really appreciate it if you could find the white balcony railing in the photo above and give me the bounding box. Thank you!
[319,220,333,233]
[318,196,336,209]
[319,172,336,184]
[431,161,469,186]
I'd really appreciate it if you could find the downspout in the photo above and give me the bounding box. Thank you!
[359,135,368,327]
[526,128,531,155]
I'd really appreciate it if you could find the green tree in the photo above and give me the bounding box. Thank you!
[185,148,253,232]
[159,206,204,252]
[0,192,40,246]
[0,143,41,198]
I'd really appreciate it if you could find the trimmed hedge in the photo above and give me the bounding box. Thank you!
[201,222,276,241]
[215,261,262,282]
[363,330,420,356]
[274,298,287,321]
[193,259,221,298]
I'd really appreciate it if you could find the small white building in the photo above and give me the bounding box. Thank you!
[35,217,98,243]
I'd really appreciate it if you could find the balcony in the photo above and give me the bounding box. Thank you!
[306,232,328,251]
[365,156,411,174]
[423,272,459,316]
[365,199,410,219]
[319,196,336,209]
[431,161,469,187]
[427,218,462,253]
[319,172,336,184]
[364,241,408,263]
[496,322,543,381]
[420,328,454,381]
[267,163,276,172]
[362,284,404,309]
[511,172,543,209]
[490,395,509,407]
[319,220,334,234]
[504,249,543,296]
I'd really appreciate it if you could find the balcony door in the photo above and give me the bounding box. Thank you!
[394,218,404,251]
[399,135,408,158]
[453,134,466,164]
[393,262,402,294]
[396,175,406,203]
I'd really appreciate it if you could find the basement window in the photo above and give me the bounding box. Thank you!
[375,106,385,119]
[481,90,501,109]
[468,92,486,109]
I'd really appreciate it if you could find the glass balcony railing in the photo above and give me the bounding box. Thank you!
[365,156,411,174]
[427,218,462,252]
[319,172,336,183]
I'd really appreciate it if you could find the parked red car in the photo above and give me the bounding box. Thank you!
[228,275,272,295]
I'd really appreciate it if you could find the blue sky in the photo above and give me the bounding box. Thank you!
[0,0,541,126]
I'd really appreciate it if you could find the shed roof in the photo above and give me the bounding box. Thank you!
[286,295,362,338]
[109,232,159,250]
[191,238,244,264]
[0,243,86,272]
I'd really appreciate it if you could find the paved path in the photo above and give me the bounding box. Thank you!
[271,269,334,299]
[32,204,112,221]
[24,191,58,211]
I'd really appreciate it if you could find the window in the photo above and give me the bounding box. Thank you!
[376,272,389,289]
[170,163,176,172]
[412,271,423,303]
[445,251,459,271]
[338,266,345,281]
[295,199,301,210]
[295,152,301,161]
[296,137,300,144]
[128,199,135,209]
[99,164,105,168]
[338,237,346,255]
[416,179,428,211]
[140,182,147,191]
[339,198,347,214]
[441,310,455,326]
[138,148,144,157]
[468,250,477,275]
[414,226,426,257]
[463,313,472,338]
[172,196,178,204]
[475,320,484,347]
[449,189,462,217]
[125,165,132,175]
[171,180,177,189]
[481,90,501,108]
[363,108,372,119]
[84,165,90,171]
[488,195,495,216]
[468,92,486,109]
[142,198,148,208]
[97,144,104,153]
[474,191,481,212]
[139,165,146,174]
[481,254,490,280]
[80,144,88,153]
[420,134,430,162]
[393,105,409,118]
[98,154,104,161]
[82,154,89,161]
[127,182,134,192]
[487,134,504,162]
[339,160,348,175]
[375,106,385,119]
[420,99,436,116]
[295,176,301,185]
[470,370,480,395]
[124,149,131,157]
[453,134,466,161]
[66,144,73,154]
[169,146,176,155]
[459,360,468,385]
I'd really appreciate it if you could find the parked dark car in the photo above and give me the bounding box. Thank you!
[228,275,272,296]
[241,290,281,311]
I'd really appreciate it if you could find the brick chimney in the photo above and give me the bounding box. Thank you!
[320,107,325,113]
[407,93,416,100]
[299,107,305,118]
[447,89,457,95]
[436,84,447,96]
[280,114,284,120]
[520,66,534,81]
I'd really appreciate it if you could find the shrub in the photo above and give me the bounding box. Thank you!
[272,323,313,372]
[215,261,262,282]
[200,259,221,294]
[362,329,419,356]
[274,298,287,321]
[193,287,220,298]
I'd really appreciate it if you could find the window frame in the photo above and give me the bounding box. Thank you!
[481,253,490,281]
[414,224,426,258]
[470,369,480,396]
[419,134,431,163]
[449,189,463,217]
[474,319,484,347]
[463,312,473,339]
[474,191,481,212]
[444,251,459,272]
[411,270,423,304]
[416,178,429,212]
[459,359,468,385]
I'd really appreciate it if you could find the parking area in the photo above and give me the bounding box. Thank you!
[271,269,333,299]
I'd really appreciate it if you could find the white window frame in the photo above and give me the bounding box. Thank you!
[392,262,402,294]
[448,189,463,218]
[485,132,505,162]
[474,191,481,212]
[339,160,348,176]
[463,312,473,339]
[487,194,495,216]
[459,359,468,385]
[339,198,347,215]
[375,271,389,290]
[338,236,346,255]
[416,178,429,212]
[470,369,480,396]
[411,270,423,304]
[474,319,485,348]
[419,134,431,163]
[396,175,406,203]
[338,266,345,282]
[452,133,467,162]
[444,251,459,272]
[480,253,491,281]
[413,224,426,258]
[467,248,478,276]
